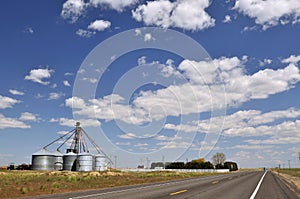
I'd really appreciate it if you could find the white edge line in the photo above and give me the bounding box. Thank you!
[249,171,267,199]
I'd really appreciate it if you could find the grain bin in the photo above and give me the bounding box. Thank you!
[76,152,93,172]
[92,155,96,171]
[95,154,106,171]
[31,122,113,172]
[54,151,63,171]
[63,152,77,171]
[31,149,55,170]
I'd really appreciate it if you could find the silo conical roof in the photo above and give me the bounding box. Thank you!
[53,151,63,156]
[32,149,55,156]
[95,153,105,157]
[64,151,77,156]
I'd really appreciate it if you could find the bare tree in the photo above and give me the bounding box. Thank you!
[212,152,226,166]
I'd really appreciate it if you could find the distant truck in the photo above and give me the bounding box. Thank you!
[17,164,31,170]
[7,163,31,170]
[7,164,16,170]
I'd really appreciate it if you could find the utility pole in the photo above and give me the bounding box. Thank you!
[288,160,291,170]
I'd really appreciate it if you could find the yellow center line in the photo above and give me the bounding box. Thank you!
[212,180,219,184]
[170,189,188,196]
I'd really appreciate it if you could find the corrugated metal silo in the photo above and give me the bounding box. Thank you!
[63,152,77,171]
[31,149,55,171]
[95,154,106,171]
[76,152,93,172]
[92,155,96,171]
[54,151,63,171]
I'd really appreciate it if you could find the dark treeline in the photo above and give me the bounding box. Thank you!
[161,160,238,171]
[165,161,214,169]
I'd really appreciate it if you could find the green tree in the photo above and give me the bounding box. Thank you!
[224,162,238,171]
[165,162,185,169]
[202,161,214,169]
[185,162,201,169]
[150,162,164,169]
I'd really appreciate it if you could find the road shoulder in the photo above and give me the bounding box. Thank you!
[272,170,300,197]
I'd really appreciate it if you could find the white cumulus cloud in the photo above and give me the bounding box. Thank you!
[259,58,272,67]
[19,112,39,122]
[50,117,100,127]
[144,33,154,41]
[164,107,300,148]
[65,96,86,109]
[64,72,73,76]
[9,89,24,96]
[23,27,34,34]
[82,77,98,84]
[48,92,65,100]
[25,68,54,85]
[63,80,71,87]
[132,0,215,31]
[223,15,232,23]
[118,132,138,139]
[0,95,20,109]
[282,54,300,64]
[135,29,142,36]
[76,29,96,38]
[89,0,138,12]
[63,56,300,126]
[61,0,87,23]
[61,0,137,23]
[0,114,30,129]
[234,0,300,30]
[137,56,147,65]
[88,19,111,31]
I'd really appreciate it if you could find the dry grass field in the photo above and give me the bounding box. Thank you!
[0,170,218,198]
[276,168,300,177]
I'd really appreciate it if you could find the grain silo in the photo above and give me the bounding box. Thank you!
[54,151,63,171]
[31,122,113,171]
[95,154,107,171]
[76,152,93,171]
[31,149,55,171]
[63,152,77,171]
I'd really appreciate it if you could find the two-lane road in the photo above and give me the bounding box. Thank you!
[30,171,299,199]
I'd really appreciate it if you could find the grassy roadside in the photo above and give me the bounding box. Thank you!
[274,168,300,177]
[0,170,221,198]
[272,168,300,191]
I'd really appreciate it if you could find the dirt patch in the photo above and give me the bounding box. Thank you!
[278,172,300,189]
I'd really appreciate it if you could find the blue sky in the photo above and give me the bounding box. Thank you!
[1,0,300,168]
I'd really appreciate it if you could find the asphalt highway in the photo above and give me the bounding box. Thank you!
[28,171,299,199]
